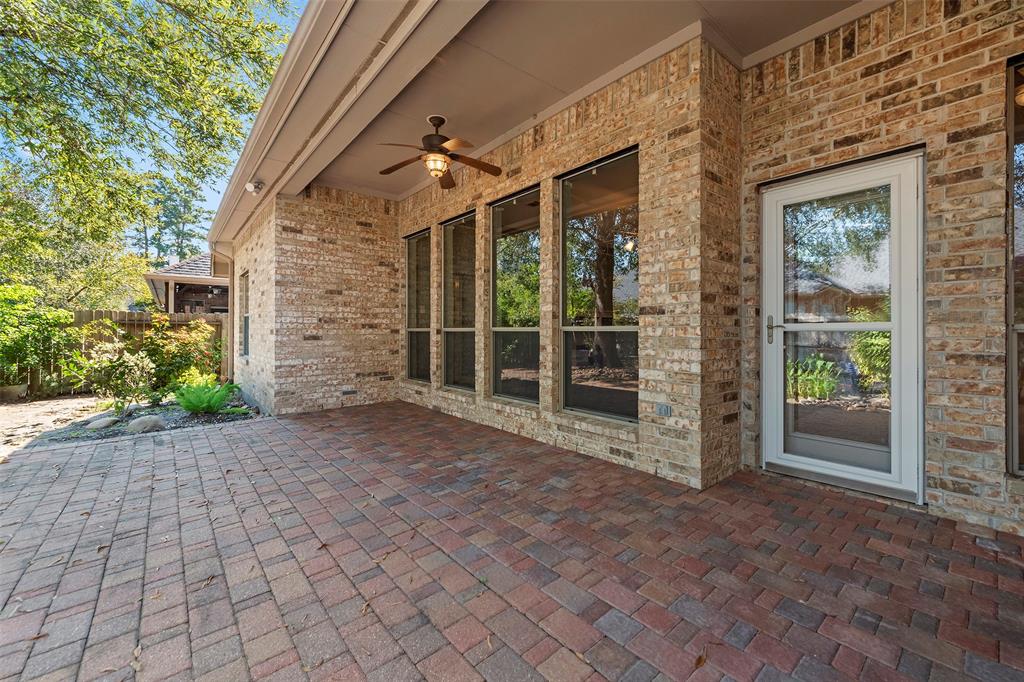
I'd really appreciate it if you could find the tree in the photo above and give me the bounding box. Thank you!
[0,0,290,303]
[133,178,212,266]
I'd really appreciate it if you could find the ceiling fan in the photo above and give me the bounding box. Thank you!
[378,115,501,189]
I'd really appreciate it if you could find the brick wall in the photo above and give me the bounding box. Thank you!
[273,187,401,414]
[395,38,743,489]
[233,203,277,411]
[232,189,402,415]
[740,0,1024,531]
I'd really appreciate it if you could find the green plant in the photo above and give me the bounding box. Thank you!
[140,314,220,402]
[178,366,217,388]
[849,300,891,396]
[175,382,239,414]
[64,340,155,414]
[785,353,839,400]
[0,284,79,389]
[219,406,251,416]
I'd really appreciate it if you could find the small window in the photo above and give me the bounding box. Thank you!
[442,213,476,390]
[407,230,431,382]
[239,271,250,357]
[492,189,541,402]
[1009,57,1024,474]
[560,150,639,420]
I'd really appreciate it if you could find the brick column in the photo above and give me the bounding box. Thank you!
[430,223,443,391]
[475,202,491,400]
[538,178,559,414]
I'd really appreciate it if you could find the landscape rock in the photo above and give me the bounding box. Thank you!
[85,417,119,430]
[125,415,167,433]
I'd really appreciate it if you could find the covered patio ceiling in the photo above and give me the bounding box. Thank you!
[209,0,888,250]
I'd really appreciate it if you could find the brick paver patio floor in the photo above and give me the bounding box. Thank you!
[2,401,1023,682]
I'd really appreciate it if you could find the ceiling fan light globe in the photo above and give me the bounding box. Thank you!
[423,153,450,178]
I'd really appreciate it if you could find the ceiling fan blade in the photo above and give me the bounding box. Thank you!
[449,153,501,176]
[438,169,456,189]
[379,155,423,175]
[379,142,425,150]
[441,137,474,151]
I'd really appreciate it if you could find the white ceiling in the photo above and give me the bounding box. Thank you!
[314,0,862,198]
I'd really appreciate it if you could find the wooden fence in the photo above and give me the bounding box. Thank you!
[17,310,232,397]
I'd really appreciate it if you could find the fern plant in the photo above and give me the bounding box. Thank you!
[175,382,240,414]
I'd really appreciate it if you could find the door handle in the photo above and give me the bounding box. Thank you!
[766,315,784,344]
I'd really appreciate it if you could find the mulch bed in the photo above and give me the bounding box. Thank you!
[25,397,258,447]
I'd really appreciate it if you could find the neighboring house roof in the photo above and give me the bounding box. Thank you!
[144,253,230,308]
[152,253,216,279]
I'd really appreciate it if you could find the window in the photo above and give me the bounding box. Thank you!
[406,230,431,382]
[1010,57,1024,474]
[239,271,249,357]
[492,189,541,402]
[443,213,476,390]
[560,150,639,420]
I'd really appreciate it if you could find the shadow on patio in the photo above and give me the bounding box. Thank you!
[0,401,1022,681]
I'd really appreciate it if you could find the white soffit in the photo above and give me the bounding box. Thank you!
[211,0,893,246]
[315,0,886,200]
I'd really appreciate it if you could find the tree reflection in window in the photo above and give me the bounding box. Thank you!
[561,151,639,420]
[783,185,891,323]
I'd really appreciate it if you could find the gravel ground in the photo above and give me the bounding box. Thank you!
[0,394,101,460]
[0,394,258,457]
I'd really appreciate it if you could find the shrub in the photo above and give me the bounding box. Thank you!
[140,315,220,402]
[65,339,155,413]
[178,366,217,388]
[175,382,239,414]
[849,301,891,396]
[0,284,79,390]
[785,353,839,401]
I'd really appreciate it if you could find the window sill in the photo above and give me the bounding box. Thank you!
[484,395,541,413]
[440,385,476,399]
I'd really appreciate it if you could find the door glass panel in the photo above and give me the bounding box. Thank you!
[784,330,891,472]
[784,185,891,323]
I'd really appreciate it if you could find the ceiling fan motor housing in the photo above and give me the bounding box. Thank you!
[422,132,450,150]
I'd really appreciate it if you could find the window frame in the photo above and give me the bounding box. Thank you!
[405,229,432,384]
[1007,54,1024,475]
[491,186,542,403]
[238,271,250,357]
[558,147,640,422]
[441,211,477,392]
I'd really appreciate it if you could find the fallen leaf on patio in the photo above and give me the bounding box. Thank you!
[80,511,90,517]
[150,590,162,600]
[317,542,328,550]
[301,659,324,672]
[28,633,48,641]
[202,575,216,588]
[360,601,372,616]
[96,545,109,554]
[133,644,142,658]
[48,555,64,567]
[130,660,142,672]
[574,651,589,664]
[694,652,706,668]
[102,667,117,673]
[486,635,492,650]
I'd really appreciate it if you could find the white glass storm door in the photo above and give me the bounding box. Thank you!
[761,153,923,503]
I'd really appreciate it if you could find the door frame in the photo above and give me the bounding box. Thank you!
[760,152,925,504]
